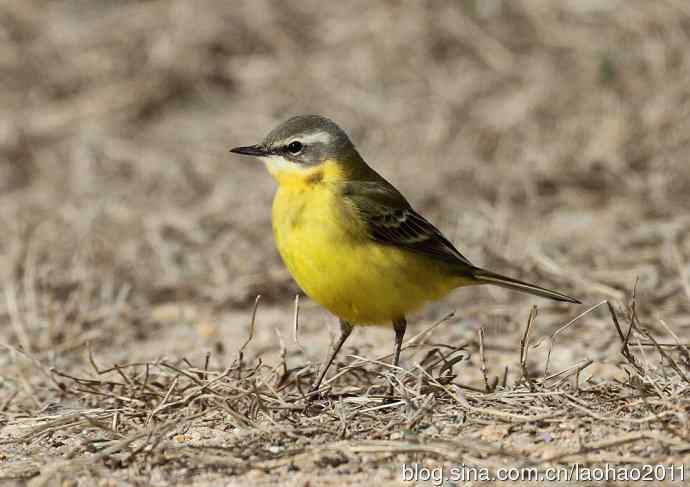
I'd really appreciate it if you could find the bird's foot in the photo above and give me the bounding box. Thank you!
[306,384,326,401]
[384,386,398,404]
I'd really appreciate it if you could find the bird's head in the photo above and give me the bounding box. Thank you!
[231,115,366,185]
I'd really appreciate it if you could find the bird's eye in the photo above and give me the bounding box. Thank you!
[287,141,303,154]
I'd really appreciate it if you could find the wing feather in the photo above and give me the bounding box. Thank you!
[340,180,580,303]
[342,181,474,268]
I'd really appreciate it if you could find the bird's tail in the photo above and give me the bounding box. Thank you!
[471,268,580,304]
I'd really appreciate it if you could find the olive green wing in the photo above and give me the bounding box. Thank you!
[341,180,474,268]
[340,180,580,304]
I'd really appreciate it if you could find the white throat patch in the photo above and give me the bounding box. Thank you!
[260,155,300,174]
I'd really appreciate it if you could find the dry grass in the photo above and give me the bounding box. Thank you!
[2,1,690,485]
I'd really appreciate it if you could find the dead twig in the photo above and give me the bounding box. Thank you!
[519,306,538,392]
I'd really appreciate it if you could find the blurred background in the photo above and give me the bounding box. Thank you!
[2,0,690,389]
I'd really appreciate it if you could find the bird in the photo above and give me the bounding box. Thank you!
[230,114,580,392]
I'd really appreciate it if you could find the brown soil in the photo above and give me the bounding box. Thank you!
[2,1,690,485]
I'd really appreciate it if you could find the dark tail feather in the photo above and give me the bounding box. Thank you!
[472,268,580,304]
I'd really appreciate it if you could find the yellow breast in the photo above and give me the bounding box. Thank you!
[270,160,462,324]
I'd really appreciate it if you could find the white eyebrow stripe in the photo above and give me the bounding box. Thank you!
[295,131,333,145]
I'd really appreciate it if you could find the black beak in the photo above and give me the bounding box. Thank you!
[229,145,269,157]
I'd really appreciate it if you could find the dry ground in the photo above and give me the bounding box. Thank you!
[2,1,690,485]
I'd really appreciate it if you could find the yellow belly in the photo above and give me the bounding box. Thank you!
[271,183,465,324]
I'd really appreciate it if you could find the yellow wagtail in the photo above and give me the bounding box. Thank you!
[231,115,580,391]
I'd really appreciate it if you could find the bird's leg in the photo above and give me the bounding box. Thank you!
[392,317,407,368]
[387,317,407,398]
[311,319,353,392]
